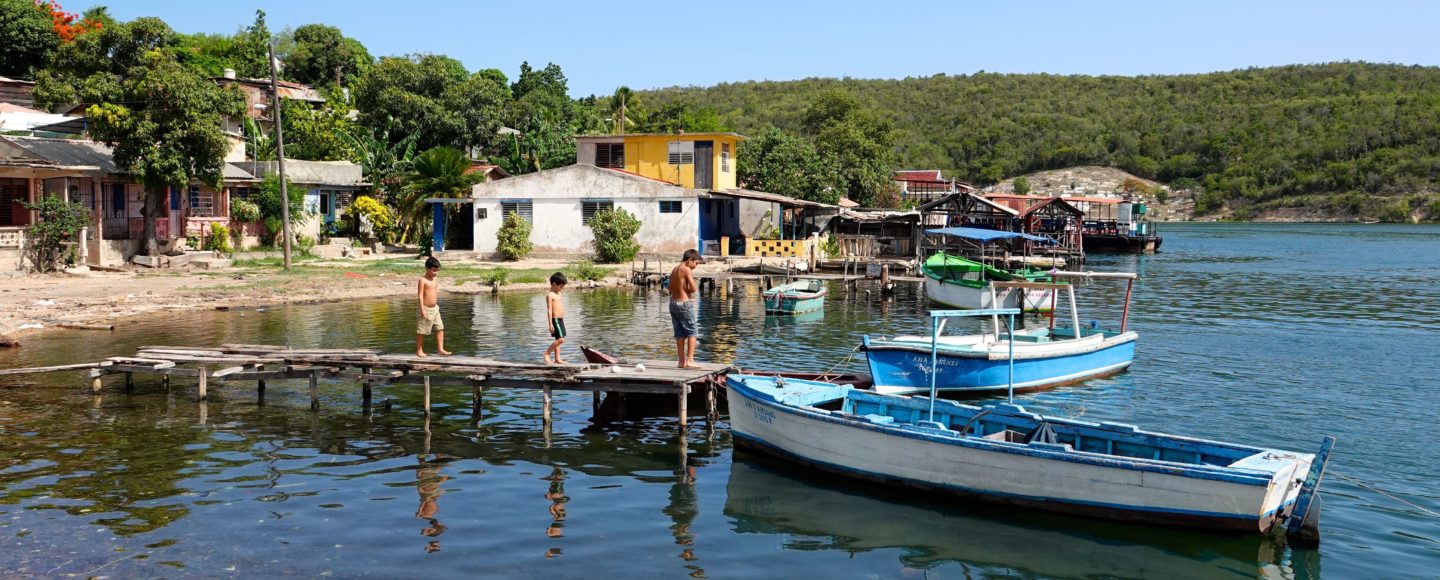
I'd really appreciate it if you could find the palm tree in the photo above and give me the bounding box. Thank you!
[397,146,484,243]
[609,86,638,134]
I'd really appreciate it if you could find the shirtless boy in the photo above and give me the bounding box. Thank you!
[543,272,568,364]
[668,249,703,369]
[416,256,451,357]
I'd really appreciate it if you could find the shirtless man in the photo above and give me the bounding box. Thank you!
[668,249,703,369]
[416,256,451,357]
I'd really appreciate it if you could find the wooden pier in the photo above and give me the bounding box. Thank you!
[0,344,734,431]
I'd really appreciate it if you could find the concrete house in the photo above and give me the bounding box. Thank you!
[238,159,368,239]
[0,136,257,268]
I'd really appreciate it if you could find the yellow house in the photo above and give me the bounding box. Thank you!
[575,133,743,190]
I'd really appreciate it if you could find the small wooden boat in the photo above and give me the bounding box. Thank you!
[865,271,1139,395]
[763,279,826,314]
[726,371,1335,539]
[579,345,871,389]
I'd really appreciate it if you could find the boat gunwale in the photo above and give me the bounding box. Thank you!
[863,331,1137,360]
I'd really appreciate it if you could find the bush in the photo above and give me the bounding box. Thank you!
[21,195,90,273]
[296,235,318,257]
[344,196,396,242]
[185,235,202,251]
[567,259,607,282]
[497,211,532,260]
[253,175,309,238]
[480,268,510,287]
[1013,176,1031,195]
[206,224,232,253]
[588,208,641,263]
[820,233,841,258]
[230,198,261,223]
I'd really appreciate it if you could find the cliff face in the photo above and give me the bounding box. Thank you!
[985,166,1195,221]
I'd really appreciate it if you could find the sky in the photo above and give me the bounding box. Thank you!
[93,0,1440,97]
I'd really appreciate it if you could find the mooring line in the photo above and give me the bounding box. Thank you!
[1331,471,1440,518]
[817,345,863,381]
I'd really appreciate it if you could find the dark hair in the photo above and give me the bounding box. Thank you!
[425,257,441,270]
[682,249,702,263]
[550,272,567,286]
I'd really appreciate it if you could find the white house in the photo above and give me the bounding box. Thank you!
[464,164,702,258]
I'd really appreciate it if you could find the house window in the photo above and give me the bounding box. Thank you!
[0,178,27,227]
[500,199,533,223]
[581,199,614,225]
[667,141,694,165]
[659,200,683,214]
[721,143,730,172]
[188,186,215,217]
[319,190,332,216]
[109,183,126,218]
[232,187,254,201]
[595,143,624,169]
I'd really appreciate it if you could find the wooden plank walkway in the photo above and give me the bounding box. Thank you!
[0,343,735,431]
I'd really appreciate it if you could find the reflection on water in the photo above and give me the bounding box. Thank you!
[0,223,1437,577]
[724,458,1318,579]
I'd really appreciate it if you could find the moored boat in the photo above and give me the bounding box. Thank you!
[866,271,1139,394]
[580,345,871,389]
[921,228,1061,312]
[725,371,1335,538]
[763,279,826,314]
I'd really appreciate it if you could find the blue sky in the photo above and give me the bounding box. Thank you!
[95,0,1440,96]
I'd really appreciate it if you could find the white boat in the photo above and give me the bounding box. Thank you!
[727,308,1336,540]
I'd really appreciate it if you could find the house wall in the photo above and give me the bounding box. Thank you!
[470,165,700,259]
[580,135,740,191]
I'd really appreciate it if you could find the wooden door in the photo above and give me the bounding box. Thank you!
[694,141,713,189]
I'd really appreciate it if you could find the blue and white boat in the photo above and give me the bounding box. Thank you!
[763,279,826,315]
[864,271,1138,395]
[727,308,1336,539]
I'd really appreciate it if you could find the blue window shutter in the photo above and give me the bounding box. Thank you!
[169,187,179,211]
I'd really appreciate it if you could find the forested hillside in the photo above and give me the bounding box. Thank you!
[637,63,1440,221]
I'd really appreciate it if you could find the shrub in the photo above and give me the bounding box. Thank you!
[567,259,608,282]
[820,233,841,258]
[253,174,309,238]
[230,198,261,223]
[21,195,90,273]
[206,224,232,253]
[480,268,510,287]
[344,196,396,242]
[497,211,532,260]
[185,234,202,251]
[296,235,318,257]
[1013,176,1031,195]
[588,208,641,263]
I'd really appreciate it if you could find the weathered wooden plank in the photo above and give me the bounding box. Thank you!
[107,364,202,376]
[57,323,114,331]
[0,362,102,376]
[105,357,177,369]
[209,365,253,377]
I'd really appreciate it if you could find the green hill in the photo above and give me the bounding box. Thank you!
[637,62,1440,221]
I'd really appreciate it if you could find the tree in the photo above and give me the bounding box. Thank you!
[340,118,417,202]
[608,86,638,133]
[1013,176,1031,195]
[799,89,898,206]
[282,94,359,161]
[496,117,576,176]
[33,16,178,107]
[253,174,307,242]
[588,208,641,263]
[0,0,61,79]
[396,146,484,242]
[354,54,498,151]
[81,50,244,255]
[737,127,843,204]
[283,23,371,88]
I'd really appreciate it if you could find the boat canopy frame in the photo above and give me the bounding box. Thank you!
[927,308,1022,422]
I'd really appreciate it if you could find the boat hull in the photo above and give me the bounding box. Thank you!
[924,277,1053,312]
[726,377,1306,535]
[1083,234,1163,253]
[764,280,827,314]
[863,332,1137,394]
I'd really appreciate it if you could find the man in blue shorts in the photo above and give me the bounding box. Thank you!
[668,249,702,368]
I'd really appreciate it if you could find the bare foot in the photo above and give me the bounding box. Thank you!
[554,359,567,365]
[416,352,428,358]
[543,355,554,365]
[438,349,452,356]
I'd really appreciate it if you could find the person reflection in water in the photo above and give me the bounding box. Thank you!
[416,456,449,553]
[543,467,568,556]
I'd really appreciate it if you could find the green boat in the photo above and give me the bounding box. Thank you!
[922,252,1056,312]
[763,279,827,315]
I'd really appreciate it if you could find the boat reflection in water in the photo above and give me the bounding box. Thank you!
[723,459,1318,579]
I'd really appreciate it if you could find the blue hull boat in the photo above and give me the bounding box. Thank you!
[764,279,826,315]
[864,271,1140,394]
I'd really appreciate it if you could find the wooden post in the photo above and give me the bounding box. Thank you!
[309,370,320,412]
[90,370,103,393]
[162,374,170,391]
[422,375,431,415]
[881,264,892,294]
[197,400,208,425]
[471,384,483,421]
[677,384,689,430]
[706,382,718,423]
[124,372,133,393]
[592,391,601,417]
[195,367,208,401]
[361,366,372,407]
[542,385,553,424]
[257,379,266,405]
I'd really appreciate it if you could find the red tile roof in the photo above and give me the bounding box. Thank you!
[894,170,943,181]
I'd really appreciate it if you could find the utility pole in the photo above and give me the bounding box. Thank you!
[268,43,292,270]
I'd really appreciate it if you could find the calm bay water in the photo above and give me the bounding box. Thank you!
[1,223,1438,578]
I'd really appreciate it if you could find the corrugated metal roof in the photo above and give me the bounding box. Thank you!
[240,159,367,186]
[708,188,836,209]
[2,137,122,173]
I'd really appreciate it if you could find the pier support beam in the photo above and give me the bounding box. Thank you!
[678,384,689,430]
[309,371,320,411]
[542,385,553,424]
[90,369,103,393]
[592,391,601,417]
[471,384,483,421]
[706,382,718,424]
[422,376,432,415]
[361,367,372,407]
[196,367,208,401]
[124,372,133,393]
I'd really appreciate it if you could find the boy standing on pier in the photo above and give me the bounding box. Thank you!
[543,272,568,364]
[669,249,702,369]
[416,256,451,357]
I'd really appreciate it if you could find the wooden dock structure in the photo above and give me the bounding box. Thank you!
[0,344,734,431]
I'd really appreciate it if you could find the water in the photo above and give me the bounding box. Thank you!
[2,223,1438,578]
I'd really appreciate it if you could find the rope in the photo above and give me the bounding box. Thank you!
[1330,471,1440,518]
[816,344,863,381]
